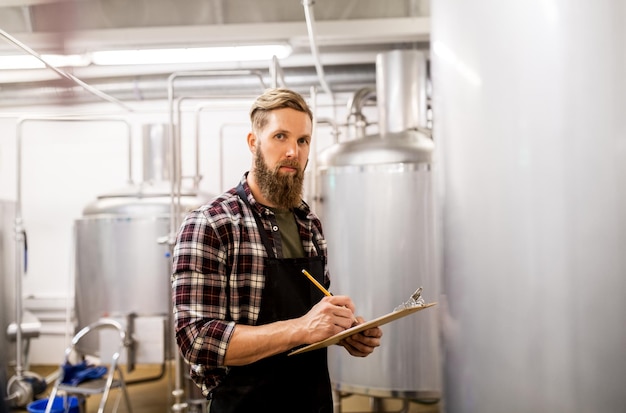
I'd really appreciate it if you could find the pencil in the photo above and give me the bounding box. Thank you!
[301,269,332,296]
[301,269,359,325]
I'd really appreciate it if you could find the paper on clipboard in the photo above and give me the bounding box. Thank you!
[288,302,437,356]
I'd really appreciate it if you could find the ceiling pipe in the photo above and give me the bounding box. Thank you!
[269,55,287,88]
[0,28,135,112]
[301,0,334,100]
[0,64,376,107]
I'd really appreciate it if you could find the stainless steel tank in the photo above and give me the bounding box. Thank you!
[319,50,440,399]
[433,2,626,411]
[74,185,198,323]
[74,124,208,355]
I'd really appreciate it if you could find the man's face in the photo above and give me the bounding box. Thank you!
[251,107,312,209]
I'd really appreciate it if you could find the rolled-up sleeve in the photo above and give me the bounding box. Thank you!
[171,209,235,371]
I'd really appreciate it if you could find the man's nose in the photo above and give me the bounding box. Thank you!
[285,140,298,157]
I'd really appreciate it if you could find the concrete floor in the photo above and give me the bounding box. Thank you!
[10,364,439,413]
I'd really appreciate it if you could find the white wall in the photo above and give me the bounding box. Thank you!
[0,91,376,364]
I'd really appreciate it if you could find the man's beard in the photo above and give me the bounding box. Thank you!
[254,146,305,210]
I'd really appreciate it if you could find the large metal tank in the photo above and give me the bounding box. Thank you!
[319,50,440,399]
[433,1,626,411]
[74,124,207,355]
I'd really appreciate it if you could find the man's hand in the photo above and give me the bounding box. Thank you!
[225,295,360,366]
[297,295,357,343]
[338,316,383,357]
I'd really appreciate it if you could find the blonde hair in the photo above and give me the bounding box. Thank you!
[249,88,313,132]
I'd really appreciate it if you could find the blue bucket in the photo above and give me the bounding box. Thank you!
[27,396,79,413]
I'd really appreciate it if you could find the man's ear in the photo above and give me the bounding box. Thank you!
[247,132,257,153]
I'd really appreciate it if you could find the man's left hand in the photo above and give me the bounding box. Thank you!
[338,317,382,357]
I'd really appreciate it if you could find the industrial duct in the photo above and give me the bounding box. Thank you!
[0,65,376,108]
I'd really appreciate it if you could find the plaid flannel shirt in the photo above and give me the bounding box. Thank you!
[171,174,329,396]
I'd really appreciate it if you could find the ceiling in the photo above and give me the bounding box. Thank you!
[0,0,431,106]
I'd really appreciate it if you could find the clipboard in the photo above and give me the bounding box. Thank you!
[288,302,437,356]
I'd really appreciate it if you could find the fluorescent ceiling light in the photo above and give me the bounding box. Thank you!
[0,54,90,70]
[91,44,292,66]
[0,44,291,70]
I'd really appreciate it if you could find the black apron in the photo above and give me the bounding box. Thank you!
[208,185,333,413]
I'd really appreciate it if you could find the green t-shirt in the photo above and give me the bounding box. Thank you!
[271,208,305,259]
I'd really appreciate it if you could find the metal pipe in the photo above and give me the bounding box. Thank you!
[195,105,252,192]
[13,217,24,379]
[166,70,267,243]
[174,96,249,413]
[308,85,318,210]
[0,28,135,112]
[165,69,267,413]
[0,65,376,108]
[316,117,340,145]
[124,362,167,386]
[301,0,334,99]
[269,55,287,88]
[347,87,377,117]
[218,122,249,193]
[193,106,204,192]
[176,95,256,194]
[166,75,184,413]
[20,6,33,33]
[346,87,377,139]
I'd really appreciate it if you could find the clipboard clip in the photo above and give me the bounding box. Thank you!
[394,287,425,311]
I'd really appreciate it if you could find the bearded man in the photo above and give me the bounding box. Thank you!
[171,88,382,413]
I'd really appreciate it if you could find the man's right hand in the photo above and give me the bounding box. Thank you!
[297,295,357,343]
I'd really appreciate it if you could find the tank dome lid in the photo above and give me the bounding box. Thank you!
[82,181,211,216]
[95,181,197,199]
[318,129,433,168]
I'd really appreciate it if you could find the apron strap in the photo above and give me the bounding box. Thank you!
[236,183,276,259]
